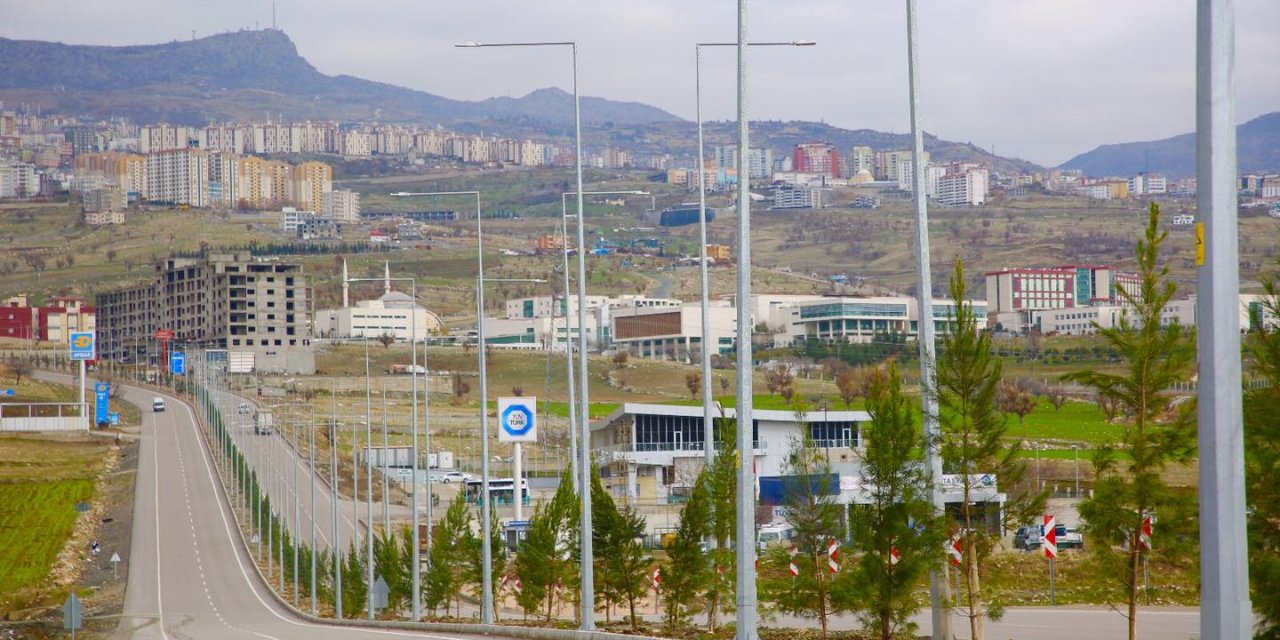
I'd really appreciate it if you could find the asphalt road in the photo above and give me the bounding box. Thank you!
[105,380,507,639]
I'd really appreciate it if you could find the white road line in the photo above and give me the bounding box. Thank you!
[180,394,490,640]
[150,409,170,640]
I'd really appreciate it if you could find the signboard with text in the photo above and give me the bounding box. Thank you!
[69,332,95,361]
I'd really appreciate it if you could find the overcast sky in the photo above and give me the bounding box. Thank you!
[3,0,1278,166]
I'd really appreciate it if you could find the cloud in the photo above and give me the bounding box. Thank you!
[1,0,1276,166]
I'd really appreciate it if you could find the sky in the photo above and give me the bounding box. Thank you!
[2,0,1278,167]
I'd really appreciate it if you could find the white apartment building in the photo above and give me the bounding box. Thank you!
[937,169,988,206]
[145,148,208,206]
[322,189,361,222]
[279,207,315,234]
[0,162,38,198]
[1128,173,1168,196]
[713,145,774,179]
[772,186,822,209]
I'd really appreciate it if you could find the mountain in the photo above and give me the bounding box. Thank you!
[0,30,682,127]
[1058,111,1280,178]
[0,30,1039,171]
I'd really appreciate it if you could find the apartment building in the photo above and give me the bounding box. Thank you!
[145,148,208,206]
[95,253,313,373]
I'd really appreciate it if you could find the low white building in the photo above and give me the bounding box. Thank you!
[590,403,1006,528]
[771,186,822,210]
[313,291,440,341]
[280,207,316,234]
[766,295,988,347]
[610,301,737,359]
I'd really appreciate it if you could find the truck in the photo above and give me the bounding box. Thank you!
[388,364,427,375]
[253,410,274,435]
[428,451,454,469]
[362,446,414,468]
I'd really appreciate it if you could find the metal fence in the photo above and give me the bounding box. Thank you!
[0,402,88,432]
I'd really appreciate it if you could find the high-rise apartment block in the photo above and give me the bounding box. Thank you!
[145,148,209,207]
[322,189,361,222]
[95,253,314,374]
[792,142,840,179]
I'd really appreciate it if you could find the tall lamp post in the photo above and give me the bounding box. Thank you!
[905,1,952,637]
[458,39,596,630]
[694,40,814,465]
[389,191,478,620]
[1195,1,1251,637]
[559,189,647,484]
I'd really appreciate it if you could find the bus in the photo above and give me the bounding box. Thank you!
[464,477,530,506]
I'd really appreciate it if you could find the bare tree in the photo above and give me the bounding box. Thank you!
[1045,385,1069,411]
[6,357,33,385]
[765,363,794,396]
[451,373,471,404]
[612,351,629,367]
[376,332,396,348]
[718,376,730,396]
[835,367,870,409]
[684,370,702,400]
[998,381,1037,425]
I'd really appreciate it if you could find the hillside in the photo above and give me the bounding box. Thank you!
[0,30,681,127]
[0,30,1040,170]
[1058,111,1280,178]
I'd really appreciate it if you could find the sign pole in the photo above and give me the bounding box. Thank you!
[513,441,523,521]
[1049,557,1056,606]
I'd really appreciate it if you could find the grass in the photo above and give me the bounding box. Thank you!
[0,479,95,595]
[0,434,111,606]
[1002,398,1120,444]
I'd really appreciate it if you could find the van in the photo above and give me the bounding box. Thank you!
[757,523,794,551]
[152,397,166,412]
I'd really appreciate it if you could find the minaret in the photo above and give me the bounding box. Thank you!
[384,261,391,295]
[342,258,350,308]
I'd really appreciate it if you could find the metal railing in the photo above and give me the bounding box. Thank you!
[0,402,89,432]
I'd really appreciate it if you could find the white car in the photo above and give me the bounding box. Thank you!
[152,397,166,412]
[432,471,470,484]
[238,402,251,415]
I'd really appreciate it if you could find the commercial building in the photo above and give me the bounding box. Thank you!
[610,302,737,359]
[589,403,1006,528]
[985,265,1141,315]
[767,295,988,347]
[95,253,314,373]
[1008,293,1278,336]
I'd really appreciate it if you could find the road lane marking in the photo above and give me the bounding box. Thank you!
[181,394,500,640]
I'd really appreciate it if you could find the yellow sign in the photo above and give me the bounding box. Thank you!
[1195,223,1205,266]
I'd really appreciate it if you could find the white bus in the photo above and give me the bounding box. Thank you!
[464,477,531,506]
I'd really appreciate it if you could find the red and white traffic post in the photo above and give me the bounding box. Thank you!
[1043,514,1058,605]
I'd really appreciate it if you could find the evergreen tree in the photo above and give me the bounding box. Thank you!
[373,530,407,613]
[513,467,578,621]
[837,364,944,640]
[660,471,711,630]
[590,467,650,629]
[426,494,471,616]
[1245,257,1280,639]
[704,414,738,631]
[1066,203,1197,640]
[936,258,1046,640]
[297,544,314,599]
[464,503,508,621]
[342,540,367,619]
[760,401,844,640]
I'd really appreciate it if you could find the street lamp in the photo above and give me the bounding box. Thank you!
[905,2,952,636]
[560,189,648,485]
[387,192,478,621]
[459,39,596,630]
[694,40,815,466]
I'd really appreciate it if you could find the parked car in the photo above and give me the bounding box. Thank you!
[1056,525,1085,550]
[152,397,166,413]
[431,471,470,484]
[1014,525,1042,550]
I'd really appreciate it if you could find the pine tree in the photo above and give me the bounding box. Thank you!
[660,471,711,630]
[704,414,737,631]
[373,530,407,613]
[837,364,944,640]
[936,258,1046,640]
[590,467,649,629]
[426,494,471,616]
[342,540,367,619]
[760,401,844,640]
[1066,203,1196,640]
[1245,257,1280,638]
[464,503,508,621]
[513,467,578,621]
